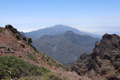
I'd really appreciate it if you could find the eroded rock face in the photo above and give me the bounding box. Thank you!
[70,33,120,80]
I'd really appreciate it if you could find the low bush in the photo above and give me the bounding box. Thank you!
[0,55,50,79]
[43,72,68,80]
[0,28,3,33]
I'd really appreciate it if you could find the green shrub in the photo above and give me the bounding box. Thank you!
[28,53,37,61]
[43,72,62,80]
[19,74,69,80]
[0,28,3,33]
[0,55,50,79]
[28,38,32,45]
[23,37,27,41]
[54,63,59,68]
[46,61,52,66]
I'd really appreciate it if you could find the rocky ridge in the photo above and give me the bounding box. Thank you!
[69,33,120,80]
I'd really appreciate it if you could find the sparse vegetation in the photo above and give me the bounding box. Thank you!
[18,72,69,80]
[28,53,37,61]
[46,61,52,66]
[43,72,63,80]
[0,55,50,79]
[42,54,61,68]
[23,37,27,41]
[0,28,3,33]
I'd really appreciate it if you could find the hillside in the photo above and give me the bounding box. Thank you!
[69,33,120,80]
[25,24,100,40]
[33,31,100,64]
[0,25,91,80]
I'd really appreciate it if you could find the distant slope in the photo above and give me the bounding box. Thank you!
[33,31,100,64]
[25,25,100,40]
[20,31,26,37]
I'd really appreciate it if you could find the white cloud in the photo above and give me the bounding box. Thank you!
[75,26,120,36]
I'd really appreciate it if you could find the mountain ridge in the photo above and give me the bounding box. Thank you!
[33,31,100,64]
[25,25,100,40]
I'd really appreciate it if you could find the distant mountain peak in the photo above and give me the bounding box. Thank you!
[51,24,72,29]
[53,24,69,27]
[25,24,100,40]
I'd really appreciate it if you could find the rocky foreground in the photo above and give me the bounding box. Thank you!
[69,33,120,80]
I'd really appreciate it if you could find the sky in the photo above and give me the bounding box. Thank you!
[0,0,120,36]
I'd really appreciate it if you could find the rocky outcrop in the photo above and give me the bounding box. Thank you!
[0,44,14,53]
[5,24,18,33]
[70,33,120,80]
[69,53,90,75]
[5,25,27,42]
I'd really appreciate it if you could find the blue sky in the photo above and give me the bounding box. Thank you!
[0,0,120,35]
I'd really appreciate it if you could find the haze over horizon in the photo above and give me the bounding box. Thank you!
[0,0,120,36]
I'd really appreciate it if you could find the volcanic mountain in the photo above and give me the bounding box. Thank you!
[33,31,100,64]
[25,25,100,40]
